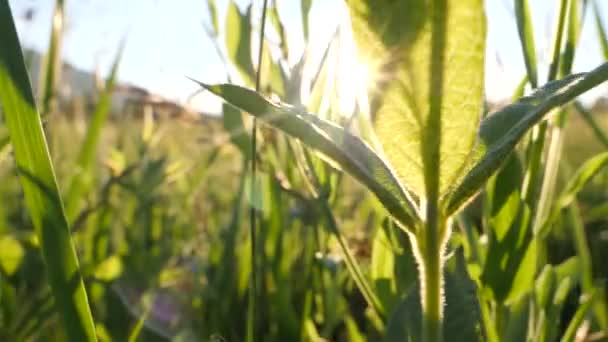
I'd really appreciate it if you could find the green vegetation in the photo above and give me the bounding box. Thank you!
[1,0,608,341]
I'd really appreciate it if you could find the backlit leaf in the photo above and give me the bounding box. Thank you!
[195,81,418,230]
[0,2,96,339]
[347,0,486,198]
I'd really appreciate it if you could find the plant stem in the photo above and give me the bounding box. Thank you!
[247,1,269,341]
[417,201,446,342]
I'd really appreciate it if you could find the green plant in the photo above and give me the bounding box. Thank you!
[3,0,608,340]
[0,1,96,340]
[198,1,608,340]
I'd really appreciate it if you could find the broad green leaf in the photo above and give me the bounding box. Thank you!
[514,0,539,87]
[225,1,254,85]
[446,62,608,214]
[347,0,486,198]
[0,235,24,276]
[195,81,418,230]
[0,2,96,340]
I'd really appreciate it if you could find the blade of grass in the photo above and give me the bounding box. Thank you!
[65,40,125,222]
[298,144,386,318]
[564,204,608,330]
[538,152,608,237]
[40,0,64,117]
[301,0,312,41]
[521,0,570,210]
[0,2,96,341]
[514,0,539,88]
[560,289,597,342]
[319,199,386,318]
[594,0,608,59]
[534,0,580,234]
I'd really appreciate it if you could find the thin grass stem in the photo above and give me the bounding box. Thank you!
[247,1,269,341]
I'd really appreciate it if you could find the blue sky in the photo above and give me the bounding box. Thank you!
[8,0,608,109]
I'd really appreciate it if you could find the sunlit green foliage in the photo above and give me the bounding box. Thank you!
[1,0,608,341]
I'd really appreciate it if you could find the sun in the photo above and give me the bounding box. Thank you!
[335,8,374,119]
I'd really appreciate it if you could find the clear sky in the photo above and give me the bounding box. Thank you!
[8,0,608,110]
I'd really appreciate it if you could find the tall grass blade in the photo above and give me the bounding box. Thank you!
[564,204,607,330]
[247,1,269,341]
[65,41,125,221]
[269,2,288,60]
[594,0,608,59]
[538,152,608,237]
[319,201,386,318]
[205,0,219,34]
[0,2,96,341]
[575,101,608,148]
[300,0,312,41]
[560,289,596,342]
[40,0,64,117]
[514,0,539,88]
[226,0,254,85]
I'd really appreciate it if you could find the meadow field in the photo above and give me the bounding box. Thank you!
[2,0,608,341]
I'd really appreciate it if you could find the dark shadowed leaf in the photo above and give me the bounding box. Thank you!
[480,154,535,304]
[446,62,608,214]
[384,251,483,342]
